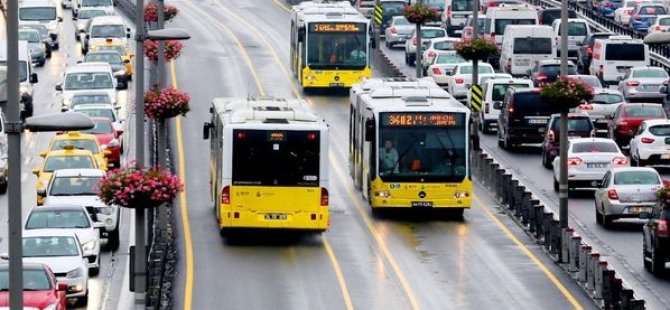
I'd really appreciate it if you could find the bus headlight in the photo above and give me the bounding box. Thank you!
[374,190,390,198]
[453,191,470,198]
[306,74,316,81]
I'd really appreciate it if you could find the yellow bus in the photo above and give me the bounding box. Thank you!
[349,82,472,215]
[290,1,374,89]
[203,96,330,234]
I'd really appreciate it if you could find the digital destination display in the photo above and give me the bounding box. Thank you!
[381,112,464,127]
[310,23,364,33]
[267,131,286,142]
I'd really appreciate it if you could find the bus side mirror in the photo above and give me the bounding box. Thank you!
[203,122,211,140]
[364,119,374,142]
[298,28,305,41]
[371,36,376,49]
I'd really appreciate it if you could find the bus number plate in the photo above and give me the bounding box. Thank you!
[329,82,344,87]
[264,213,287,220]
[411,201,433,208]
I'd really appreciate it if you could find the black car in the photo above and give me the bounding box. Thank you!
[530,60,578,86]
[642,202,669,275]
[541,113,595,168]
[497,88,562,149]
[539,8,577,25]
[577,32,614,74]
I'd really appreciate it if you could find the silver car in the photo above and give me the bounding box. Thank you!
[594,167,662,228]
[572,88,625,135]
[384,16,414,48]
[19,28,46,67]
[19,23,52,59]
[617,66,669,102]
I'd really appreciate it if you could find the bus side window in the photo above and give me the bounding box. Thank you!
[364,118,374,141]
[365,117,376,180]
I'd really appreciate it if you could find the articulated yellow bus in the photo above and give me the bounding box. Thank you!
[349,81,472,215]
[290,1,374,89]
[203,96,330,234]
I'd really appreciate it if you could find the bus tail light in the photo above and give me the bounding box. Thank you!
[607,188,618,200]
[221,186,230,205]
[320,187,329,206]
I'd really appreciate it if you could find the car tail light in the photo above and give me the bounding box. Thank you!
[432,67,441,75]
[390,27,397,34]
[455,78,464,84]
[607,188,619,200]
[447,5,452,18]
[626,80,640,87]
[465,27,473,36]
[547,129,555,142]
[321,187,329,206]
[221,186,230,205]
[612,156,628,166]
[578,104,593,110]
[536,73,548,81]
[655,25,662,31]
[508,102,515,114]
[586,46,593,56]
[604,2,612,8]
[625,9,632,15]
[567,157,582,166]
[428,51,436,58]
[657,219,669,236]
[641,137,655,144]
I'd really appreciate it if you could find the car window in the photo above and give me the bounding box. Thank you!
[624,106,665,117]
[78,9,107,19]
[82,0,113,6]
[393,17,409,25]
[570,76,602,88]
[632,69,668,78]
[92,45,126,56]
[81,121,113,134]
[0,270,51,291]
[26,210,91,229]
[75,108,116,121]
[460,65,494,74]
[605,43,645,61]
[451,0,474,11]
[420,29,446,39]
[660,17,670,25]
[48,176,101,196]
[649,124,670,136]
[491,84,531,101]
[591,93,623,104]
[511,92,558,114]
[43,156,95,172]
[18,30,40,43]
[558,22,588,36]
[540,64,578,75]
[613,171,660,185]
[572,141,619,153]
[433,41,456,50]
[22,236,79,257]
[64,73,113,90]
[435,54,466,64]
[85,53,123,65]
[72,94,112,106]
[493,19,536,35]
[551,118,593,131]
[52,139,100,154]
[18,7,57,21]
[513,38,552,54]
[90,25,125,38]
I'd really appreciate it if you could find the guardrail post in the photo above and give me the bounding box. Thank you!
[578,245,591,283]
[509,179,520,211]
[587,253,600,291]
[569,235,581,273]
[595,261,607,300]
[550,220,560,255]
[478,153,487,181]
[514,186,525,218]
[611,278,623,310]
[561,228,574,264]
[488,161,498,190]
[534,204,544,239]
[620,289,634,310]
[602,269,615,309]
[543,212,553,248]
[528,199,538,233]
[495,168,505,201]
[501,174,512,205]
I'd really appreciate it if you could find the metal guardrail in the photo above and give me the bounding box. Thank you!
[471,150,647,310]
[527,0,670,71]
[114,0,137,20]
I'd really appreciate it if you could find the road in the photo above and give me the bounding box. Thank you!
[164,0,599,309]
[380,32,670,310]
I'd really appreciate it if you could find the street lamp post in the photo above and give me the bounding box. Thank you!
[559,0,569,230]
[471,0,480,151]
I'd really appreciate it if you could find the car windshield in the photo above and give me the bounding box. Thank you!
[558,22,588,36]
[85,53,122,65]
[48,176,101,196]
[92,45,126,55]
[649,124,670,136]
[78,9,107,19]
[64,72,113,90]
[493,19,536,35]
[75,108,116,121]
[0,60,28,82]
[433,40,456,50]
[624,106,665,117]
[26,210,91,229]
[638,5,665,15]
[659,17,670,25]
[43,156,95,172]
[82,0,113,6]
[435,54,466,64]
[19,7,56,21]
[632,69,668,78]
[82,121,113,134]
[382,2,406,15]
[393,17,409,25]
[572,141,619,153]
[570,76,602,88]
[540,64,578,75]
[451,0,474,11]
[460,65,493,74]
[613,171,660,185]
[591,93,623,104]
[23,236,79,257]
[513,38,553,54]
[422,0,445,10]
[18,30,40,43]
[492,84,532,101]
[420,29,445,39]
[21,25,47,37]
[72,94,112,106]
[605,43,645,61]
[0,270,51,291]
[90,25,125,38]
[52,139,100,154]
[550,117,593,132]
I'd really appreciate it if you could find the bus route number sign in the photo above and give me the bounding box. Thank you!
[381,113,462,127]
[311,23,362,32]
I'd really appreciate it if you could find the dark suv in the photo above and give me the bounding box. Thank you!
[497,88,561,149]
[541,113,595,168]
[578,32,614,74]
[539,8,577,25]
[642,203,669,275]
[530,60,578,86]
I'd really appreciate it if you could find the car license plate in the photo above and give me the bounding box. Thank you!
[617,67,630,73]
[527,119,548,124]
[643,85,660,91]
[586,163,608,168]
[597,119,608,124]
[264,213,287,220]
[515,59,530,66]
[411,201,433,208]
[630,206,652,214]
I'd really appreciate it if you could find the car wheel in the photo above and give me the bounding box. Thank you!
[651,245,667,275]
[602,214,613,229]
[595,204,603,225]
[553,178,559,192]
[0,182,7,195]
[106,228,120,251]
[643,237,652,271]
[542,151,552,169]
[409,55,416,67]
[78,291,89,306]
[89,266,99,277]
[385,40,390,48]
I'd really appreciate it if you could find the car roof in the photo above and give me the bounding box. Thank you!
[52,168,105,177]
[52,131,98,141]
[570,137,617,143]
[550,112,590,118]
[19,0,56,8]
[630,66,666,71]
[30,204,88,212]
[90,15,125,26]
[73,103,115,110]
[18,28,40,34]
[23,229,79,238]
[66,63,112,74]
[85,50,122,56]
[72,90,111,97]
[538,59,576,65]
[610,167,660,174]
[623,102,665,107]
[593,88,623,95]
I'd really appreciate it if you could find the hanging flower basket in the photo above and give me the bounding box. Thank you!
[454,38,498,61]
[655,186,670,207]
[96,166,183,209]
[540,77,594,111]
[144,40,184,63]
[143,3,179,23]
[144,85,191,120]
[402,4,440,25]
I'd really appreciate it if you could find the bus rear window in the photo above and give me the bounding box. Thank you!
[232,130,320,187]
[605,44,645,61]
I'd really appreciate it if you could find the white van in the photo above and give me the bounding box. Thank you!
[484,4,539,67]
[442,0,475,36]
[551,18,590,63]
[18,0,62,49]
[479,77,534,133]
[82,15,131,54]
[589,35,649,85]
[499,25,556,76]
[0,41,39,120]
[75,0,115,17]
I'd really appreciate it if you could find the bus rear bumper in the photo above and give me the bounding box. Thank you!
[218,208,329,231]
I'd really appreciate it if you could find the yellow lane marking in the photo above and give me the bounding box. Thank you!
[271,0,291,12]
[473,196,584,310]
[329,154,421,310]
[170,62,194,310]
[171,8,355,309]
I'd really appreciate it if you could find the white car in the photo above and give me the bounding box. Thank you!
[465,73,513,109]
[573,88,625,135]
[478,77,533,134]
[594,167,662,228]
[24,204,103,275]
[56,63,119,112]
[614,0,647,27]
[404,26,447,66]
[420,37,460,73]
[646,14,670,33]
[552,138,629,191]
[630,119,670,166]
[425,52,468,86]
[445,63,495,99]
[17,230,90,304]
[42,169,121,251]
[72,103,124,131]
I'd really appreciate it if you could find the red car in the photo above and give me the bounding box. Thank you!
[0,263,67,310]
[607,103,668,147]
[81,117,124,168]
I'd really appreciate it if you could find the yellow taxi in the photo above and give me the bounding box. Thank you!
[89,39,134,80]
[41,131,110,170]
[33,147,101,205]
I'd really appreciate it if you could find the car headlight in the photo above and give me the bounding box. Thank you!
[19,86,29,95]
[62,98,71,107]
[66,267,84,278]
[98,207,113,215]
[82,240,97,253]
[114,69,127,76]
[43,302,58,310]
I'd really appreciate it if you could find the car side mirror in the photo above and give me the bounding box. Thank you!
[116,129,124,136]
[37,188,46,197]
[661,86,667,94]
[123,59,130,64]
[0,253,7,260]
[126,33,131,38]
[30,73,38,84]
[92,222,105,229]
[55,84,62,91]
[203,122,211,140]
[39,151,47,158]
[76,60,83,64]
[493,101,502,109]
[58,17,63,22]
[639,211,650,219]
[604,114,614,120]
[57,282,67,291]
[32,168,40,176]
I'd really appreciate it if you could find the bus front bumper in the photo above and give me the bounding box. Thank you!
[302,67,372,88]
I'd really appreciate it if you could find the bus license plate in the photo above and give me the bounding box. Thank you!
[329,82,344,87]
[411,201,433,208]
[264,213,287,220]
[630,206,651,214]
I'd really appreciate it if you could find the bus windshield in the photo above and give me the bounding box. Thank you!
[378,112,467,182]
[307,22,367,70]
[232,130,321,187]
